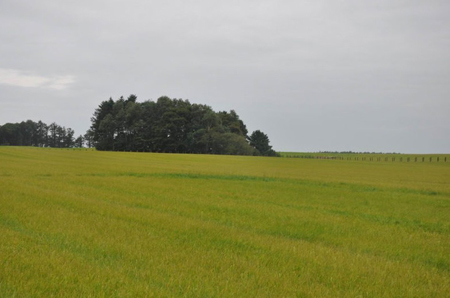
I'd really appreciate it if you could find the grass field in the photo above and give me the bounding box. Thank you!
[1,147,449,297]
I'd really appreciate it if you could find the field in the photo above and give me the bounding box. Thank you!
[1,147,449,297]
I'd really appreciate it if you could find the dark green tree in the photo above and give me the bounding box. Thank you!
[0,123,21,145]
[218,110,248,137]
[211,133,255,155]
[97,114,116,150]
[84,129,94,148]
[56,126,66,148]
[35,121,48,147]
[249,130,276,156]
[0,120,76,148]
[91,98,115,148]
[65,128,75,148]
[48,122,58,148]
[19,120,37,146]
[89,95,277,156]
[74,135,84,148]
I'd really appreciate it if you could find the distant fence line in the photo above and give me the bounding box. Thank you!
[282,155,448,162]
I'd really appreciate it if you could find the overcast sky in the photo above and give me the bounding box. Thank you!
[1,0,449,153]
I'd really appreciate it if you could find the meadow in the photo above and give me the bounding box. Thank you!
[0,146,449,297]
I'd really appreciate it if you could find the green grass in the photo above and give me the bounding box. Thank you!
[1,146,449,297]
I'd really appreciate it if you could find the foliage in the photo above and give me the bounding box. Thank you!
[0,120,76,148]
[248,130,277,156]
[0,95,277,155]
[90,95,276,156]
[83,129,94,148]
[74,135,84,148]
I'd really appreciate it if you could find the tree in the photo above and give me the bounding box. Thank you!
[211,133,255,155]
[88,95,277,156]
[125,98,143,151]
[249,130,276,156]
[65,128,75,148]
[0,123,21,145]
[97,114,116,150]
[218,110,248,137]
[56,126,66,148]
[0,120,76,148]
[19,120,36,146]
[74,135,84,148]
[90,98,115,149]
[35,121,48,147]
[84,129,94,148]
[48,122,59,148]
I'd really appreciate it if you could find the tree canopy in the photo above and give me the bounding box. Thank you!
[90,95,277,156]
[249,130,277,156]
[0,95,277,156]
[0,120,85,148]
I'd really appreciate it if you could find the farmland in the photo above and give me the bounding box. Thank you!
[1,147,449,297]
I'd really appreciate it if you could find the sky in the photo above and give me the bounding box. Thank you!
[0,0,449,153]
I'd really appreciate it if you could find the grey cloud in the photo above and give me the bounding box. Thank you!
[0,0,449,152]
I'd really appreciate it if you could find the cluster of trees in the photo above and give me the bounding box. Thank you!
[1,95,277,156]
[0,120,93,148]
[91,95,277,156]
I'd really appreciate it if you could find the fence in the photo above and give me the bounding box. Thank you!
[282,155,449,162]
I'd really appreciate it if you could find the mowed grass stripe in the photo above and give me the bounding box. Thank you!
[3,175,449,267]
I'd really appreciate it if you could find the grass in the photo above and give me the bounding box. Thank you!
[1,146,449,297]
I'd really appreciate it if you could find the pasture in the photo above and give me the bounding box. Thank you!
[0,147,449,297]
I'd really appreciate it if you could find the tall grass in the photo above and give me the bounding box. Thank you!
[1,147,449,297]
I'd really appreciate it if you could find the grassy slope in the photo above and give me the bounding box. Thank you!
[0,147,449,297]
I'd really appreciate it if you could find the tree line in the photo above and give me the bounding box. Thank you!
[0,120,93,148]
[90,95,277,156]
[1,95,277,156]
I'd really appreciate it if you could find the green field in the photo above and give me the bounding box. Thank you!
[1,147,449,297]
